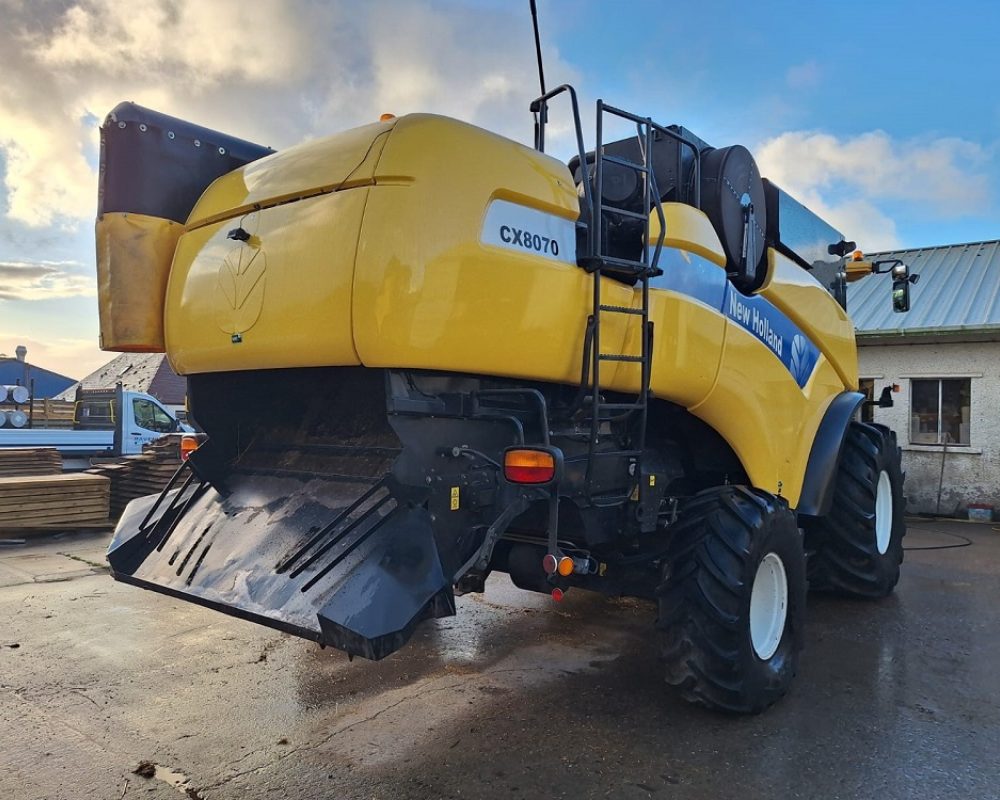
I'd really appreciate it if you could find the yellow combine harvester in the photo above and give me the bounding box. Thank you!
[99,84,916,712]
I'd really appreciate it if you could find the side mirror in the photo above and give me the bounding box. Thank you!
[873,259,918,313]
[892,265,919,313]
[892,275,910,313]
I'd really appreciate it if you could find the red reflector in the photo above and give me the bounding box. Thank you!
[551,587,564,602]
[504,449,556,484]
[542,553,558,574]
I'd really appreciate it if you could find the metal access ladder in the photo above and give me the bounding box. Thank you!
[530,88,673,508]
[577,102,666,505]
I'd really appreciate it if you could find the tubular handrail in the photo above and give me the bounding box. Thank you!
[599,101,702,208]
[530,84,594,254]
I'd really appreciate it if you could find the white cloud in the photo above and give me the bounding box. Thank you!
[755,129,992,250]
[0,0,577,229]
[36,0,311,87]
[757,130,989,212]
[0,260,95,301]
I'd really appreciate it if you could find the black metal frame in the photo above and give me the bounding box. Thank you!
[531,88,705,513]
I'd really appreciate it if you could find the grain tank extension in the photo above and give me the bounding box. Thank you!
[100,91,914,712]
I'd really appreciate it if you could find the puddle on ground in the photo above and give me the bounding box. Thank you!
[149,764,202,798]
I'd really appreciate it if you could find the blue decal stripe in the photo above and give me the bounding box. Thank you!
[647,246,821,388]
[648,249,727,309]
[723,284,820,388]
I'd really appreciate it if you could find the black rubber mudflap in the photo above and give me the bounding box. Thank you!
[107,469,454,660]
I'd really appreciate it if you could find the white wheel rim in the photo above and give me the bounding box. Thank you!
[749,552,788,661]
[875,470,892,555]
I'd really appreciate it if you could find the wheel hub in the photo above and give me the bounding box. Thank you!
[875,470,892,555]
[749,552,788,660]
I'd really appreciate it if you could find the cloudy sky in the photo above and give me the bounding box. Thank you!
[1,0,997,378]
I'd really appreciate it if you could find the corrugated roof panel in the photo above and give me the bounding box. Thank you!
[846,239,1000,334]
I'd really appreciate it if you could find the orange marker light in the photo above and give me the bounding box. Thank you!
[504,449,556,484]
[557,556,574,577]
[379,113,396,122]
[852,250,865,261]
[180,435,200,461]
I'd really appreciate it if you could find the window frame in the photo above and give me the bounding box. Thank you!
[132,397,176,434]
[909,377,971,447]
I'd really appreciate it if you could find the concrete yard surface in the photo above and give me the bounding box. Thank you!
[1,520,998,799]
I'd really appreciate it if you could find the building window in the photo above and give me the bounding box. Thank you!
[910,378,971,445]
[859,378,875,424]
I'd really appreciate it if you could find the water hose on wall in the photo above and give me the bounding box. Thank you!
[935,433,950,516]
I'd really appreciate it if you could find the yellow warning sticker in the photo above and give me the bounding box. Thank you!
[450,486,460,511]
[649,474,656,486]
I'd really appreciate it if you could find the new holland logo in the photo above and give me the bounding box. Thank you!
[728,291,783,358]
[216,240,266,342]
[725,286,820,388]
[790,334,812,386]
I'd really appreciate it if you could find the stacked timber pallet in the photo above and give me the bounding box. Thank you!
[28,399,76,429]
[0,448,63,477]
[0,473,110,528]
[87,435,183,519]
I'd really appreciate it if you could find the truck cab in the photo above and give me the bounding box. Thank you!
[74,386,191,451]
[0,385,190,467]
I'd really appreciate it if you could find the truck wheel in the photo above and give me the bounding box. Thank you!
[657,486,806,714]
[808,422,905,598]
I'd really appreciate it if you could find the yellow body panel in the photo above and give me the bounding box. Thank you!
[95,212,183,352]
[759,249,858,389]
[165,190,366,374]
[352,114,636,385]
[648,203,726,266]
[691,333,846,506]
[615,204,730,403]
[186,119,396,230]
[156,113,859,508]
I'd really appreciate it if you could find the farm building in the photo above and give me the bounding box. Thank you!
[0,345,75,399]
[848,238,1000,517]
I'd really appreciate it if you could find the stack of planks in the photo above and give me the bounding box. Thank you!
[0,472,110,528]
[28,399,76,429]
[87,435,183,519]
[0,447,63,477]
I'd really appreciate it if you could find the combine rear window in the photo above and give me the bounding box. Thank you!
[763,180,847,307]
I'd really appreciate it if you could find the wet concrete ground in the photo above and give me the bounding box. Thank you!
[1,519,998,800]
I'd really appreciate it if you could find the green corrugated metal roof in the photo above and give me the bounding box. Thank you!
[847,239,1000,335]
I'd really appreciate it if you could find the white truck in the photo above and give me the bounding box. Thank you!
[0,386,191,468]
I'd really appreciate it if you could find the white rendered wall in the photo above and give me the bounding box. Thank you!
[857,339,1000,515]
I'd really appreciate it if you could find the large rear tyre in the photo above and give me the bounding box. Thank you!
[808,422,905,598]
[657,486,806,714]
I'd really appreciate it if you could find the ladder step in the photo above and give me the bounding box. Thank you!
[594,255,650,274]
[598,354,645,362]
[598,402,645,411]
[600,204,649,221]
[598,304,644,315]
[600,154,650,173]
